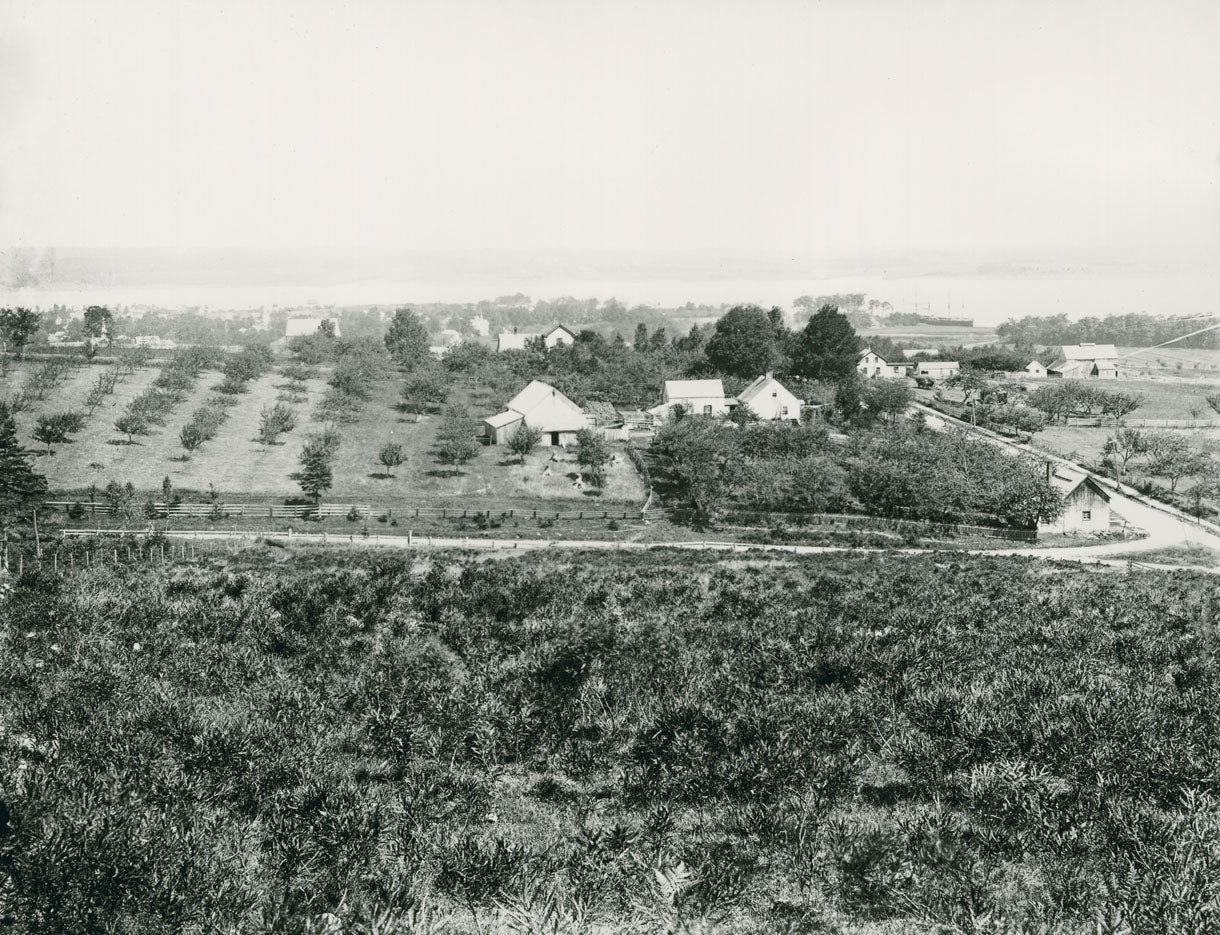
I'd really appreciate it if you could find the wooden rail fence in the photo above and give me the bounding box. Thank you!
[40,501,664,522]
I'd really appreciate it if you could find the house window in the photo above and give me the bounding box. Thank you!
[703,404,712,415]
[781,406,788,416]
[1081,510,1091,521]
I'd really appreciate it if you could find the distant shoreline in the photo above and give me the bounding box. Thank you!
[2,268,1216,327]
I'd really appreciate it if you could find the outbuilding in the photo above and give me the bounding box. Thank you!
[914,359,960,379]
[1024,360,1047,378]
[1040,469,1113,535]
[483,380,589,446]
[1047,343,1119,379]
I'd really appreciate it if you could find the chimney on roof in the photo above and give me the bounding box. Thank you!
[765,371,772,379]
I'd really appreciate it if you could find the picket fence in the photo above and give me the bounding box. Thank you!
[1064,416,1220,429]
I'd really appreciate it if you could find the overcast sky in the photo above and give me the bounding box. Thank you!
[1,0,1217,259]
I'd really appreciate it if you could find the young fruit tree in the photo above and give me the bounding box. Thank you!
[378,442,406,476]
[32,416,69,455]
[257,403,297,445]
[576,428,611,487]
[114,413,151,445]
[508,423,542,463]
[436,405,480,466]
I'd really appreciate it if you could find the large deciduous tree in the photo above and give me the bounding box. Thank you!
[789,304,859,382]
[384,307,431,369]
[704,305,780,378]
[82,305,113,357]
[0,307,40,360]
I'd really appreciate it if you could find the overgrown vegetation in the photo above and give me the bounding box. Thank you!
[3,551,1220,933]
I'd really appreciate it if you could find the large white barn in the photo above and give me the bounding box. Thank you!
[483,380,589,447]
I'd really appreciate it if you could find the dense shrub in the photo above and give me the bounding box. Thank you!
[4,553,1219,931]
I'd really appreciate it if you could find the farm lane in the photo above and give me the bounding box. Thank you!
[913,401,1220,562]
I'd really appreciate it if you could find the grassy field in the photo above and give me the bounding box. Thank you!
[1014,376,1220,420]
[6,361,647,506]
[1115,346,1220,380]
[6,549,1220,932]
[861,323,999,346]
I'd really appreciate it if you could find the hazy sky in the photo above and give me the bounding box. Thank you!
[1,0,1217,258]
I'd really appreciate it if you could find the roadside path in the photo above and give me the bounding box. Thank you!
[58,526,1220,574]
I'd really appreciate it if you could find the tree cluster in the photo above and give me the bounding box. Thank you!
[653,416,1061,527]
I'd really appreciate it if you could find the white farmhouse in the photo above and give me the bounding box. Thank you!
[737,372,801,422]
[858,348,913,378]
[647,379,732,421]
[483,380,589,447]
[1025,360,1048,378]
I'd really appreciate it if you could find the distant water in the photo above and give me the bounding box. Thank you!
[2,251,1216,326]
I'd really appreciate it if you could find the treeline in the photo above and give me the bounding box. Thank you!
[998,312,1220,350]
[651,416,1061,527]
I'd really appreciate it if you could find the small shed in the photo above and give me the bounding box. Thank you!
[1025,360,1047,378]
[914,359,960,379]
[1040,469,1113,535]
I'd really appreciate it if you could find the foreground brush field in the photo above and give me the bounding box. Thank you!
[3,549,1219,933]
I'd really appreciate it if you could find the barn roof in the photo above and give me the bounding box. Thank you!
[506,380,577,414]
[1062,343,1118,360]
[664,379,725,399]
[483,410,523,429]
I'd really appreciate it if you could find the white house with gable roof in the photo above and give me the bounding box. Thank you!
[737,372,801,422]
